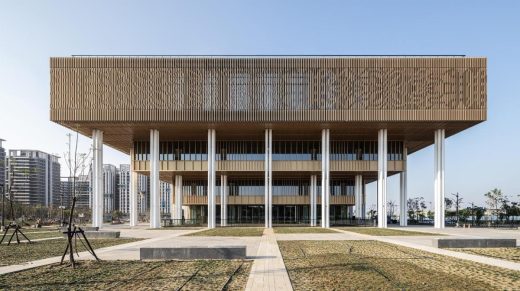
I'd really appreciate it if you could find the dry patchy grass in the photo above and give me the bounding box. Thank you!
[337,227,441,236]
[0,238,141,266]
[185,227,265,237]
[0,259,252,290]
[278,240,520,290]
[274,227,338,234]
[1,229,63,241]
[451,247,520,263]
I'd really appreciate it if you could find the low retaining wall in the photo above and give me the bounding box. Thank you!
[434,238,516,248]
[140,247,247,260]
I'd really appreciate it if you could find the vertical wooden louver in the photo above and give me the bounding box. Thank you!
[50,56,487,123]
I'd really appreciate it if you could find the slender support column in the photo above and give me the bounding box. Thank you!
[354,175,363,220]
[321,129,330,228]
[400,147,408,226]
[264,129,272,228]
[169,182,174,219]
[310,175,317,226]
[129,167,138,227]
[149,129,160,228]
[434,129,445,229]
[174,175,183,222]
[377,129,388,228]
[92,129,104,228]
[207,129,216,228]
[362,183,366,219]
[220,175,228,226]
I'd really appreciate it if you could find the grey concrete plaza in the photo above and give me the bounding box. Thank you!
[1,225,520,290]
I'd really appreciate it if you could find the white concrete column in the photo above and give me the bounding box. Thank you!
[169,182,174,219]
[321,129,330,228]
[92,129,104,228]
[264,129,272,228]
[220,174,228,226]
[354,175,363,220]
[149,129,161,228]
[362,183,366,219]
[377,129,388,228]
[400,147,408,226]
[174,175,183,222]
[129,168,138,226]
[310,175,317,226]
[434,129,445,229]
[207,129,216,228]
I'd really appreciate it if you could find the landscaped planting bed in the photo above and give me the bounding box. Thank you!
[274,227,338,234]
[0,238,141,266]
[336,227,442,236]
[0,260,252,290]
[450,247,520,262]
[185,227,265,237]
[278,240,520,290]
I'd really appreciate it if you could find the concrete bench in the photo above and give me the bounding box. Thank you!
[63,231,120,239]
[434,238,516,248]
[140,246,247,260]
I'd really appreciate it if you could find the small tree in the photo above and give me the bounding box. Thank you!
[485,188,504,220]
[387,200,397,221]
[112,210,123,223]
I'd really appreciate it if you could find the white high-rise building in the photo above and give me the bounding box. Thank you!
[7,150,60,206]
[119,164,171,215]
[103,164,118,213]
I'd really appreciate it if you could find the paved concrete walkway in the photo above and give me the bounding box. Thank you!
[245,228,293,291]
[335,228,520,271]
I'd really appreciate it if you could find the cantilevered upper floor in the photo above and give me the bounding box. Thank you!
[50,55,487,155]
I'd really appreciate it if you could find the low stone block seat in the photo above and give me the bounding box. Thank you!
[140,246,247,260]
[62,230,120,239]
[434,238,516,248]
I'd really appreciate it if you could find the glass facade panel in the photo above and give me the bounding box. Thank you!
[330,140,403,161]
[133,140,403,161]
[272,140,321,161]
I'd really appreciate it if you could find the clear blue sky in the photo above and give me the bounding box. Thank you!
[0,1,519,208]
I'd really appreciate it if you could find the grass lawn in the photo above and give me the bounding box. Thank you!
[147,227,204,230]
[185,227,265,237]
[0,238,141,266]
[274,227,339,234]
[337,227,442,236]
[450,247,520,262]
[1,229,63,241]
[0,259,252,290]
[278,240,520,290]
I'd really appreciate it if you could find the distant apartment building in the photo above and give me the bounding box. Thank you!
[103,164,118,213]
[160,181,171,214]
[0,139,5,194]
[60,175,90,209]
[7,149,60,206]
[119,164,172,215]
[119,164,131,214]
[137,174,149,214]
